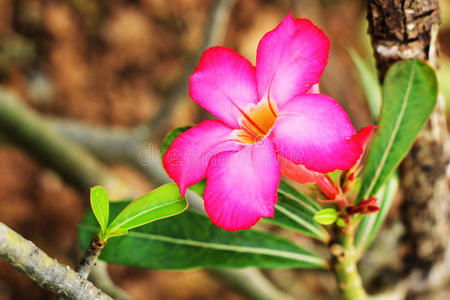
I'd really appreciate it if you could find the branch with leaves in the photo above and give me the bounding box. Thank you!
[0,87,293,300]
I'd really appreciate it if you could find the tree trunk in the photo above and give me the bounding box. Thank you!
[366,1,449,298]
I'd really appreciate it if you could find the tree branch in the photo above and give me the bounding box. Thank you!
[89,261,132,300]
[0,89,292,300]
[137,0,237,141]
[209,269,295,300]
[0,222,112,300]
[0,88,132,200]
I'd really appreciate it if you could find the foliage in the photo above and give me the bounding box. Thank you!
[357,59,437,204]
[79,202,328,269]
[89,184,188,241]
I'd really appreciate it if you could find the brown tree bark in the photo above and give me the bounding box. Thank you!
[367,1,449,298]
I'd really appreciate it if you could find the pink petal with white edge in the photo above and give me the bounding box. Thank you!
[190,47,258,128]
[256,13,330,107]
[271,94,362,173]
[204,140,280,231]
[163,120,242,196]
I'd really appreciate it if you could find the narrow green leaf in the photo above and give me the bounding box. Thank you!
[348,47,382,121]
[90,186,109,235]
[265,192,329,242]
[160,126,192,159]
[277,181,320,216]
[313,208,338,225]
[79,202,328,269]
[355,174,399,256]
[357,59,437,204]
[106,184,188,233]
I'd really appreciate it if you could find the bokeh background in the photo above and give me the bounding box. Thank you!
[0,0,449,299]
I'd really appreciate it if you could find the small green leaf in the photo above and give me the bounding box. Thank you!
[357,59,437,204]
[313,208,338,225]
[106,184,188,233]
[79,202,328,270]
[336,218,346,228]
[90,186,109,235]
[160,126,192,159]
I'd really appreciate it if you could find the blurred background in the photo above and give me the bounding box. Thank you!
[0,0,449,299]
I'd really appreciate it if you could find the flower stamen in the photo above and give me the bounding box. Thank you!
[236,98,278,144]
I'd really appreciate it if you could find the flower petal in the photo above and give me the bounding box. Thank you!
[278,155,339,199]
[204,140,280,231]
[271,94,362,173]
[163,120,241,196]
[256,13,330,107]
[278,154,317,184]
[351,125,376,150]
[190,46,258,128]
[350,125,377,167]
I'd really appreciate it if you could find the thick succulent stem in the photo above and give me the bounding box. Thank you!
[331,222,367,300]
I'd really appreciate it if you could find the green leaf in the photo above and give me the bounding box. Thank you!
[90,186,109,235]
[277,181,321,216]
[313,208,338,225]
[348,47,382,121]
[355,174,399,256]
[79,202,328,269]
[336,218,346,228]
[188,179,206,197]
[106,184,188,233]
[265,190,329,242]
[160,126,192,159]
[357,59,437,204]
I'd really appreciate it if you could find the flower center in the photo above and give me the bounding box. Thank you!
[236,97,277,144]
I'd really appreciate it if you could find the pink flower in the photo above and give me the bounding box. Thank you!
[280,124,376,199]
[163,14,373,231]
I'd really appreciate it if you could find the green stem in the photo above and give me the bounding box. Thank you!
[330,222,367,300]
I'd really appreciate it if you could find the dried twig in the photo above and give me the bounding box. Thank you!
[0,222,112,300]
